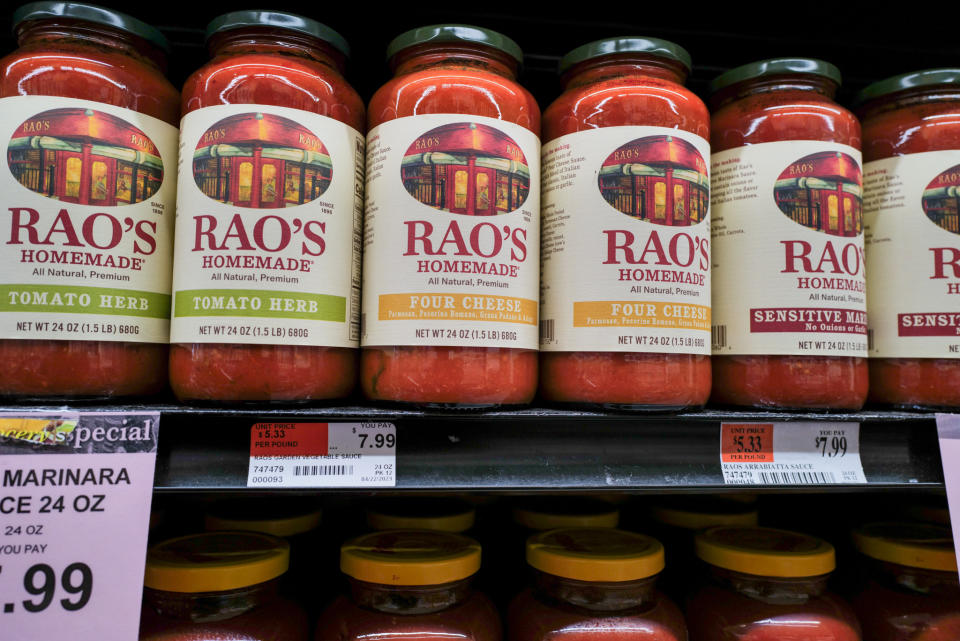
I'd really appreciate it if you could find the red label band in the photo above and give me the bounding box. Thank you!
[250,422,329,457]
[898,312,960,337]
[750,307,867,334]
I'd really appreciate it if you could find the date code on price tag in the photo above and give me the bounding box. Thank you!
[720,422,866,485]
[248,422,396,488]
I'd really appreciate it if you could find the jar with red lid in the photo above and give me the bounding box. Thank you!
[509,528,687,641]
[539,37,711,410]
[850,523,960,641]
[361,25,541,408]
[316,530,501,641]
[858,70,960,408]
[170,10,365,403]
[687,526,862,641]
[0,2,179,399]
[709,59,868,410]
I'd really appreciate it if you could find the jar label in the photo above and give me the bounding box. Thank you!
[171,105,364,347]
[711,141,868,357]
[0,96,178,343]
[864,151,960,358]
[540,127,711,354]
[362,115,540,349]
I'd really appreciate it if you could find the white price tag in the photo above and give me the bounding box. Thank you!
[248,422,396,488]
[720,421,866,485]
[935,413,960,567]
[0,411,159,641]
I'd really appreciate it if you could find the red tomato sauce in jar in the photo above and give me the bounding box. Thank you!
[851,523,960,641]
[858,70,960,408]
[509,528,687,641]
[362,25,540,408]
[0,3,178,399]
[171,11,364,403]
[687,526,862,641]
[139,532,309,641]
[539,38,711,410]
[317,530,501,641]
[709,59,868,410]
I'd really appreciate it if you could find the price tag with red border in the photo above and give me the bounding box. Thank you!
[248,422,396,488]
[720,422,866,485]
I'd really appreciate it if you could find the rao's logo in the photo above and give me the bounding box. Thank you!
[922,164,960,234]
[401,122,530,216]
[193,112,331,209]
[598,135,709,226]
[774,151,863,237]
[8,108,163,206]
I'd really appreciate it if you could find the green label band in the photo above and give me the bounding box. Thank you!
[175,289,346,322]
[0,285,170,318]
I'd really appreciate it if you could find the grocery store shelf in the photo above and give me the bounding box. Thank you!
[2,404,944,492]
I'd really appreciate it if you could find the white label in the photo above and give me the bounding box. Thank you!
[865,152,960,358]
[247,421,395,488]
[0,411,159,641]
[0,96,177,343]
[362,115,540,349]
[540,127,710,354]
[721,421,866,485]
[711,141,868,357]
[934,413,960,566]
[171,105,364,347]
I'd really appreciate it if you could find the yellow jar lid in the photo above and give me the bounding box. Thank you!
[853,523,957,572]
[651,498,759,531]
[144,532,289,593]
[366,498,476,533]
[205,500,322,538]
[341,530,481,586]
[527,528,664,582]
[696,526,835,578]
[513,498,619,531]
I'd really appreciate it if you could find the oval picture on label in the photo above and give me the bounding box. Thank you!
[922,164,960,234]
[193,112,331,208]
[598,135,709,226]
[774,151,863,237]
[401,122,530,215]
[8,107,164,206]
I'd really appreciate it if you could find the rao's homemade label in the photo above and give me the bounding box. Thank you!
[362,115,540,349]
[171,105,364,346]
[540,127,711,354]
[711,141,867,357]
[0,96,177,343]
[865,151,960,358]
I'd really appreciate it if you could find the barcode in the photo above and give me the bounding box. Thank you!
[540,318,555,343]
[293,465,354,477]
[712,324,727,349]
[757,471,836,484]
[867,329,874,351]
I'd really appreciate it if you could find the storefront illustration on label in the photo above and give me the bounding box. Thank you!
[598,135,709,226]
[193,112,332,209]
[922,164,960,234]
[401,122,530,216]
[774,151,863,237]
[8,107,163,206]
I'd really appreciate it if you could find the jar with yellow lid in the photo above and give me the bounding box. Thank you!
[139,532,308,640]
[687,526,861,641]
[316,530,500,641]
[366,497,477,533]
[508,528,686,641]
[850,523,960,641]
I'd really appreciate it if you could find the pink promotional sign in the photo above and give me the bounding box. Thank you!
[0,411,159,641]
[935,413,960,570]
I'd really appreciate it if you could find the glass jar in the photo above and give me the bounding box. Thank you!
[139,532,308,641]
[709,59,868,410]
[857,70,960,409]
[687,526,861,641]
[170,11,365,403]
[316,530,501,641]
[851,523,960,641]
[361,25,541,408]
[539,37,711,410]
[366,497,477,533]
[0,2,179,399]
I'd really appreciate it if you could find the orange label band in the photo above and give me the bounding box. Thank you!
[573,301,710,331]
[378,293,537,325]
